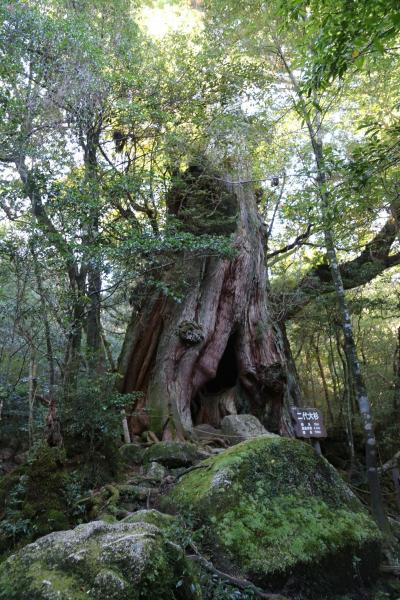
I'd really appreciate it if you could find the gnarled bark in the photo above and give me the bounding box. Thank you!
[118,167,297,439]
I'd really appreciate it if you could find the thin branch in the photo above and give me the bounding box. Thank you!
[267,173,287,238]
[379,451,400,474]
[267,223,312,259]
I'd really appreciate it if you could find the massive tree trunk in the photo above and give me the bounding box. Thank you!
[118,166,298,440]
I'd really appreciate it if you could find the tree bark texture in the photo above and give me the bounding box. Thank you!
[118,167,297,439]
[82,122,104,372]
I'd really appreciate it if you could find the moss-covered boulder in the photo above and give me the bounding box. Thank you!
[119,443,144,465]
[221,414,277,444]
[0,520,201,600]
[165,436,382,598]
[145,461,167,481]
[123,509,176,528]
[143,441,207,468]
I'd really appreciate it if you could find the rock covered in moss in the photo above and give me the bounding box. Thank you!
[119,443,144,465]
[0,520,201,600]
[143,441,207,468]
[123,509,176,529]
[118,483,158,502]
[192,424,224,443]
[165,436,381,598]
[145,461,167,481]
[221,414,277,444]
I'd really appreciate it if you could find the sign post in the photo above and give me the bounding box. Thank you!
[290,407,326,454]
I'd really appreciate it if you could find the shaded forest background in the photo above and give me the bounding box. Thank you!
[0,0,400,535]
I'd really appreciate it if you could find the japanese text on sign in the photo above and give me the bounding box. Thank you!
[290,407,327,439]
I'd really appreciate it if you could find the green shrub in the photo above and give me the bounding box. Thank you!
[0,445,69,554]
[61,374,137,487]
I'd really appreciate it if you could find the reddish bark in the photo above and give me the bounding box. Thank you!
[118,169,296,439]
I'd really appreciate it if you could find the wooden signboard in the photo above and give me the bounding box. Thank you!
[290,407,327,439]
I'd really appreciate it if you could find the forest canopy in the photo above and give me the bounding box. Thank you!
[0,2,400,595]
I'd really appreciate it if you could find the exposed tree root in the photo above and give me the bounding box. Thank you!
[187,550,288,599]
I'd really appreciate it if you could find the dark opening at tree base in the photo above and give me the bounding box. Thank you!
[191,332,239,428]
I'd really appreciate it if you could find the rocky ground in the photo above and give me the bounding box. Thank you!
[0,415,399,599]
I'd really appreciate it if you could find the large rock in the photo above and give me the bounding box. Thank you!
[221,413,276,443]
[0,520,200,600]
[143,441,207,468]
[119,443,144,465]
[192,424,225,444]
[145,461,167,482]
[165,436,381,598]
[123,509,176,529]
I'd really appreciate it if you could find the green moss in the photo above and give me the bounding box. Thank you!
[166,164,238,236]
[0,520,202,600]
[215,494,378,574]
[28,563,89,599]
[97,513,118,523]
[123,509,176,529]
[46,509,70,532]
[0,445,72,554]
[119,443,144,465]
[0,560,88,599]
[143,441,202,468]
[165,437,381,595]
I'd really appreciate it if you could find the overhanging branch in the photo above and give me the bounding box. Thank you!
[274,214,400,320]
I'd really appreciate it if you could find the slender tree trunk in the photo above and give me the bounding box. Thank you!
[335,328,355,475]
[31,247,63,446]
[118,166,296,439]
[328,329,341,419]
[63,267,86,393]
[121,409,131,445]
[393,326,400,414]
[31,247,55,389]
[86,258,103,370]
[28,352,37,448]
[315,141,387,530]
[83,126,104,372]
[307,344,317,403]
[313,336,334,425]
[277,46,388,530]
[280,322,303,408]
[101,326,116,372]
